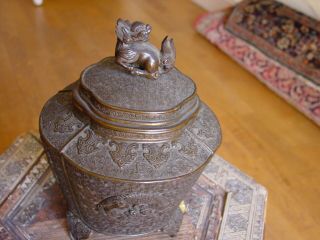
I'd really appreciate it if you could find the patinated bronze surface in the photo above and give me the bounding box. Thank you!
[39,19,221,239]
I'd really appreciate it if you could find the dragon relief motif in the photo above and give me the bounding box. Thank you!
[142,143,171,168]
[108,141,139,168]
[96,194,156,218]
[76,129,99,155]
[115,18,176,79]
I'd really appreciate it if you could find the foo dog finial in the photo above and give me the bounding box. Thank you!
[115,19,176,79]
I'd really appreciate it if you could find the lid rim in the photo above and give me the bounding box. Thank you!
[73,87,201,142]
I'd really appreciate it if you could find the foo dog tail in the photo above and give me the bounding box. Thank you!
[160,36,176,74]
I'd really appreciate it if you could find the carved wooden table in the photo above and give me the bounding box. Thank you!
[0,133,267,240]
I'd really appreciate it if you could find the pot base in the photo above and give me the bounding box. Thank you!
[67,208,184,239]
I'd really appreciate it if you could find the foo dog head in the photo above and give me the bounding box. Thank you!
[116,19,152,44]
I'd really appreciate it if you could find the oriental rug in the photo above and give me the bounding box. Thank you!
[195,0,320,126]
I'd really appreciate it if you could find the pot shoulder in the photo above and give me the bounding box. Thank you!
[39,85,221,181]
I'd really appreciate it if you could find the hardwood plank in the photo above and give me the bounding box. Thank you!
[0,0,319,239]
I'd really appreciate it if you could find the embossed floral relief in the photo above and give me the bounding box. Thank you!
[187,106,217,142]
[142,143,170,168]
[76,129,100,155]
[69,127,210,179]
[53,111,82,133]
[172,138,198,158]
[108,141,139,168]
[197,118,215,139]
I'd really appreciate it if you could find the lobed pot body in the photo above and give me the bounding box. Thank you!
[40,57,221,238]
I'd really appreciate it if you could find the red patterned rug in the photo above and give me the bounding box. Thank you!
[195,0,320,126]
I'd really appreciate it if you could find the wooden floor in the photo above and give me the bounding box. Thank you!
[0,0,319,239]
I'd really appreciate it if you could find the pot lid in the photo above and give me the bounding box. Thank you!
[77,57,196,112]
[39,19,222,181]
[73,19,200,141]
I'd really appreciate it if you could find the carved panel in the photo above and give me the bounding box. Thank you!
[53,111,82,133]
[108,141,139,168]
[64,159,201,235]
[77,129,99,155]
[187,103,221,150]
[172,138,198,157]
[39,91,89,150]
[142,143,170,168]
[96,193,169,226]
[62,127,213,180]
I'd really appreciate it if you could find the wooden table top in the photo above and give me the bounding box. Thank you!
[0,0,319,239]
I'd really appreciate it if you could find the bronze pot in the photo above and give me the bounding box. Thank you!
[39,19,221,239]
